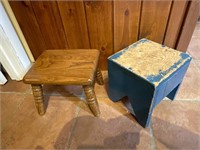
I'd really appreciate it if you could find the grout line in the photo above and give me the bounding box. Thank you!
[150,121,156,150]
[175,99,200,102]
[163,99,200,102]
[66,102,81,150]
[0,91,30,94]
[191,33,200,37]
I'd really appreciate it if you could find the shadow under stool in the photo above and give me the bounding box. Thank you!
[23,49,104,117]
[108,39,191,127]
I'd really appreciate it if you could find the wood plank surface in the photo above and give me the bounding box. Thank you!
[9,1,46,59]
[24,50,100,85]
[57,1,90,49]
[164,0,188,48]
[114,0,141,52]
[84,1,113,70]
[31,1,68,49]
[176,1,200,52]
[139,1,172,43]
[10,1,198,68]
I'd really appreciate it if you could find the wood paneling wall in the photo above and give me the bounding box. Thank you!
[139,1,172,43]
[9,0,199,70]
[114,0,141,52]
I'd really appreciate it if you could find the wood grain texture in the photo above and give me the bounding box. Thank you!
[96,68,104,85]
[164,0,188,48]
[24,50,100,85]
[9,1,46,59]
[10,1,198,68]
[57,1,90,49]
[84,1,113,70]
[139,1,172,43]
[31,1,68,49]
[114,0,141,52]
[31,84,45,115]
[176,1,200,52]
[83,85,100,116]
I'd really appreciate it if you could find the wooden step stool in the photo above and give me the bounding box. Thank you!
[24,49,104,116]
[108,39,192,127]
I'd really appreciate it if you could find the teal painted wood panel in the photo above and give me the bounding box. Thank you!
[108,39,191,127]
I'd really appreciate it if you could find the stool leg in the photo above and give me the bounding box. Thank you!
[83,85,100,117]
[31,84,45,115]
[96,68,104,85]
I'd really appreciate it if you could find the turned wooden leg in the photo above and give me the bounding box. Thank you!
[31,84,45,115]
[96,68,104,85]
[83,85,100,116]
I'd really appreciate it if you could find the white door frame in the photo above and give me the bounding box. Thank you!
[0,2,31,81]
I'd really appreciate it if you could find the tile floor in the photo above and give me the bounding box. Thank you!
[1,23,200,149]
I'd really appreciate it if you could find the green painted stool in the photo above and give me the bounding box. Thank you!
[108,39,192,127]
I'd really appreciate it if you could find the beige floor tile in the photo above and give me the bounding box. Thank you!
[194,60,200,70]
[187,37,200,60]
[94,82,108,98]
[152,100,200,149]
[94,71,109,98]
[43,85,83,97]
[0,77,30,93]
[69,98,152,149]
[176,61,200,100]
[1,95,80,149]
[192,23,200,37]
[0,93,26,131]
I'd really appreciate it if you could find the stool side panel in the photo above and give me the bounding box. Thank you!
[147,55,192,86]
[127,82,155,127]
[108,61,127,101]
[23,77,93,85]
[108,59,155,127]
[151,60,191,109]
[109,59,155,86]
[108,60,155,101]
[163,61,190,97]
[108,39,192,128]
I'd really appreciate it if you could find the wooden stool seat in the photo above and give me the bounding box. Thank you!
[24,49,104,116]
[108,39,192,127]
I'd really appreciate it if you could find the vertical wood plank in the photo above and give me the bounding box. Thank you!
[57,1,90,49]
[164,1,188,48]
[176,1,199,52]
[85,1,113,70]
[31,1,68,49]
[9,1,46,59]
[139,1,172,43]
[114,0,141,52]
